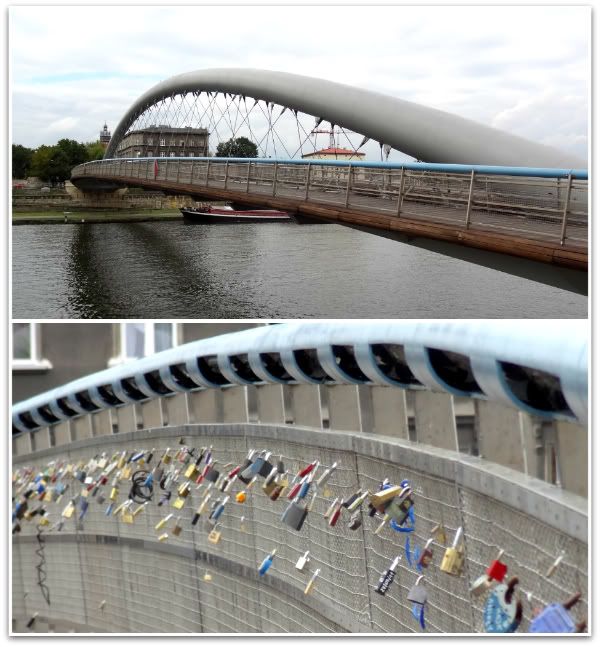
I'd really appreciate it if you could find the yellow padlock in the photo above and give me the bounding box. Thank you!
[157,532,169,542]
[39,516,50,527]
[207,527,222,544]
[162,449,172,465]
[155,514,173,531]
[62,501,75,519]
[184,464,199,480]
[235,491,247,504]
[109,487,119,501]
[304,569,320,595]
[172,497,186,510]
[440,527,465,576]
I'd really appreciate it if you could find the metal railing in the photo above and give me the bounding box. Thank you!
[72,158,588,248]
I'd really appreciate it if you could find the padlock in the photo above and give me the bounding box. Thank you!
[287,475,308,501]
[431,523,447,545]
[204,463,221,484]
[99,599,107,611]
[62,500,75,519]
[347,491,369,513]
[146,448,155,464]
[530,592,586,633]
[132,502,147,518]
[324,497,340,519]
[407,575,428,605]
[121,505,134,524]
[184,464,200,480]
[236,449,257,484]
[483,577,523,633]
[374,513,391,535]
[417,538,434,569]
[155,514,173,531]
[281,491,317,531]
[210,496,230,521]
[262,466,279,495]
[172,516,183,537]
[341,489,362,509]
[157,532,169,542]
[369,485,403,510]
[328,500,343,527]
[26,612,38,628]
[295,551,310,571]
[276,455,285,474]
[109,487,118,502]
[162,448,172,464]
[440,527,464,576]
[172,497,186,510]
[376,555,401,595]
[546,552,565,578]
[235,490,247,503]
[470,574,495,597]
[203,571,213,582]
[304,568,320,595]
[486,549,508,582]
[348,511,362,530]
[177,481,191,498]
[207,525,222,544]
[258,549,277,576]
[158,491,171,506]
[296,459,318,480]
[316,462,337,489]
[269,474,288,501]
[112,500,128,516]
[79,499,90,520]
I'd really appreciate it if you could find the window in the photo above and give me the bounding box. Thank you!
[170,139,175,146]
[147,138,153,145]
[109,323,179,365]
[189,139,194,146]
[160,138,166,146]
[180,140,185,147]
[147,151,153,157]
[170,152,176,157]
[160,152,166,157]
[12,323,52,371]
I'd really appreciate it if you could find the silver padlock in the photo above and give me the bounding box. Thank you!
[295,551,310,571]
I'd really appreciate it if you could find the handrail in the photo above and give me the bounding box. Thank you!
[73,157,589,180]
[12,321,588,434]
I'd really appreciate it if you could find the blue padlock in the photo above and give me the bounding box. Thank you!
[258,549,277,576]
[530,593,585,633]
[483,577,522,633]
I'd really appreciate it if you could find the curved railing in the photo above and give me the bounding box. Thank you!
[13,320,587,434]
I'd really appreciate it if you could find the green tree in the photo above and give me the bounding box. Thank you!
[216,136,258,158]
[55,138,88,167]
[85,141,106,161]
[12,144,34,178]
[30,145,71,183]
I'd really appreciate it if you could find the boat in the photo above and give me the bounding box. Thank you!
[180,204,291,223]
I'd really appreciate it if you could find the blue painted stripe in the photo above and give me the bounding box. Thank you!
[88,157,588,180]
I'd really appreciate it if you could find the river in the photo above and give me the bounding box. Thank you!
[12,219,586,319]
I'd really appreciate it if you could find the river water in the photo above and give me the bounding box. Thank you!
[12,219,586,319]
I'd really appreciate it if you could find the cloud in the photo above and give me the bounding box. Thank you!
[10,5,589,162]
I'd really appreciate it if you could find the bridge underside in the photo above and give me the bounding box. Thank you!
[71,175,587,296]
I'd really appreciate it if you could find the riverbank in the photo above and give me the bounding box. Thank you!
[12,209,182,225]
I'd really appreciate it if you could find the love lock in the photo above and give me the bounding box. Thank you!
[483,577,523,633]
[530,592,587,633]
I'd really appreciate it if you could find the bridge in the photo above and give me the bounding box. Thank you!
[12,322,588,633]
[70,69,588,296]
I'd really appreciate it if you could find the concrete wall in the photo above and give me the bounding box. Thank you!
[12,423,587,634]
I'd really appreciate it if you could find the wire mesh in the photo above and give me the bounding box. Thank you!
[12,430,588,634]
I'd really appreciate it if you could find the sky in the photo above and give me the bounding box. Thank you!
[10,4,589,161]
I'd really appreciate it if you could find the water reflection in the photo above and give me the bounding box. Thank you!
[12,220,587,319]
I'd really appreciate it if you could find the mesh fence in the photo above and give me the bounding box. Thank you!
[12,430,588,634]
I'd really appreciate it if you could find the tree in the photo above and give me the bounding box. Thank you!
[12,144,33,178]
[85,141,106,161]
[30,145,71,183]
[216,136,258,158]
[55,138,89,167]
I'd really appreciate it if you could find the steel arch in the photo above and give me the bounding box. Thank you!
[106,68,585,167]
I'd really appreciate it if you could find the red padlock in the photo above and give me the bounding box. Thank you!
[486,549,508,582]
[328,501,343,527]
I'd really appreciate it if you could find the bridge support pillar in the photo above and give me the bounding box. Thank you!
[139,399,164,429]
[188,390,220,423]
[29,428,51,451]
[370,386,409,438]
[71,415,93,441]
[115,405,138,434]
[413,392,459,451]
[556,420,588,497]
[91,410,113,436]
[255,385,285,424]
[163,393,190,427]
[53,421,73,446]
[13,433,32,456]
[289,385,322,429]
[222,387,249,423]
[327,385,362,432]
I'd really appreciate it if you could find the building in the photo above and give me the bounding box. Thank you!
[12,322,260,404]
[115,126,209,158]
[301,147,365,162]
[99,123,111,148]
